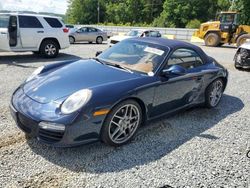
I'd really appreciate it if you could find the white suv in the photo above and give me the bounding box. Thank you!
[0,13,70,58]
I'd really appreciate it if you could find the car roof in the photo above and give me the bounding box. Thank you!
[127,37,209,62]
[0,13,61,19]
[130,29,158,32]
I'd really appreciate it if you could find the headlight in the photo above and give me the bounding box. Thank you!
[26,66,44,82]
[61,89,92,114]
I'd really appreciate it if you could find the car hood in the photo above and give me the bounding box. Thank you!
[23,59,142,104]
[110,35,133,42]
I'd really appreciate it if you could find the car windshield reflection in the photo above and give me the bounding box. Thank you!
[98,40,168,74]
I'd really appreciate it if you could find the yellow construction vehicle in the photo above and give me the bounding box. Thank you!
[193,11,250,47]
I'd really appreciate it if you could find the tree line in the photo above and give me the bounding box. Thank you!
[66,0,250,28]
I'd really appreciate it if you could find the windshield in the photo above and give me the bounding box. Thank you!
[98,40,168,74]
[126,30,141,37]
[0,15,9,28]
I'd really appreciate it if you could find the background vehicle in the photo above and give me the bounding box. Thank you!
[109,29,162,46]
[0,13,70,58]
[194,11,250,47]
[234,41,250,69]
[69,26,107,44]
[10,38,228,147]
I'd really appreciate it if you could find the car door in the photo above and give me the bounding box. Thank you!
[0,14,10,51]
[87,27,98,41]
[151,48,205,117]
[18,15,44,48]
[76,27,88,41]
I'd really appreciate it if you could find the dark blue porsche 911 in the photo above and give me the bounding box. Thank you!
[10,38,228,147]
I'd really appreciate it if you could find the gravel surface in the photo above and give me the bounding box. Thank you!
[0,42,249,188]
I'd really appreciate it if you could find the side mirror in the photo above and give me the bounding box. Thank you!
[162,65,186,76]
[95,51,102,57]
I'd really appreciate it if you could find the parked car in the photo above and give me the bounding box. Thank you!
[65,24,76,33]
[0,13,70,58]
[69,26,107,44]
[109,29,162,46]
[10,38,228,147]
[234,41,250,69]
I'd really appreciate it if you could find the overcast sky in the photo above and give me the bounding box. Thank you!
[0,0,68,14]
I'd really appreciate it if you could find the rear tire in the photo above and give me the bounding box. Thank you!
[40,40,59,58]
[205,33,221,47]
[205,79,224,108]
[236,34,250,47]
[96,36,103,44]
[101,100,142,147]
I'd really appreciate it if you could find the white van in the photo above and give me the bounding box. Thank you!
[0,13,70,58]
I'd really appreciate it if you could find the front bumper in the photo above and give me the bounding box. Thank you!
[235,49,250,69]
[10,88,106,147]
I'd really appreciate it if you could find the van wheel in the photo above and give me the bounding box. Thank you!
[205,33,221,47]
[96,36,103,44]
[40,40,59,58]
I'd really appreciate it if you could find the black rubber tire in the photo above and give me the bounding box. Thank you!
[205,33,221,47]
[69,36,75,44]
[96,36,103,44]
[100,100,143,147]
[205,78,224,108]
[236,34,250,47]
[40,40,59,58]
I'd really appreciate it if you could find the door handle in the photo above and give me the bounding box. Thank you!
[0,32,7,34]
[37,31,44,33]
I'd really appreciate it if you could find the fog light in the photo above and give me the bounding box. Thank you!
[39,122,65,131]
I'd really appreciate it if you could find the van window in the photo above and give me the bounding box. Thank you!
[19,16,43,28]
[0,15,10,28]
[44,17,62,28]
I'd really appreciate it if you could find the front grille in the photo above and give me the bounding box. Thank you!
[110,40,118,44]
[38,128,64,143]
[18,113,37,134]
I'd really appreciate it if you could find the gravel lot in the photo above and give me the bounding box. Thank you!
[0,42,249,188]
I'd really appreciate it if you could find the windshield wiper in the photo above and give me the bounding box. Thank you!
[106,62,134,73]
[92,57,105,65]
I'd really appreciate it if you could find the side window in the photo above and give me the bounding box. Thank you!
[79,27,88,32]
[44,17,62,28]
[88,28,98,32]
[166,48,204,69]
[19,16,43,28]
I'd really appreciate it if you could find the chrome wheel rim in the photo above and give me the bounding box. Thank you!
[45,44,56,56]
[108,104,140,144]
[209,80,223,107]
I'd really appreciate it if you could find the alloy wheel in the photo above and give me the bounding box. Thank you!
[45,44,56,56]
[108,104,140,144]
[209,80,223,107]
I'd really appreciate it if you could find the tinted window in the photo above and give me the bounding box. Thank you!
[44,17,62,28]
[19,16,43,28]
[167,48,204,69]
[79,27,87,32]
[0,15,9,28]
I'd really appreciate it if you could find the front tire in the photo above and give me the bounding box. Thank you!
[101,100,142,147]
[205,79,224,108]
[40,40,59,58]
[69,36,75,44]
[205,33,221,47]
